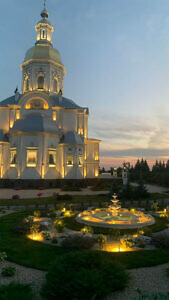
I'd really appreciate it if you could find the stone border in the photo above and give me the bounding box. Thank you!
[76,214,155,229]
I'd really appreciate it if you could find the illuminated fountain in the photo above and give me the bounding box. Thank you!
[108,193,121,216]
[76,193,155,229]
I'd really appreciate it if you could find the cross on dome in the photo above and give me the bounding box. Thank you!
[41,0,49,19]
[44,0,46,10]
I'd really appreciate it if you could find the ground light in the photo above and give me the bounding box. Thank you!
[27,233,43,241]
[104,242,136,252]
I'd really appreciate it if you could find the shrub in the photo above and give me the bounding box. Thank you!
[0,252,7,264]
[81,226,94,234]
[152,233,169,249]
[90,181,111,191]
[97,234,107,249]
[14,186,21,190]
[54,219,64,233]
[57,194,73,201]
[120,235,135,249]
[0,282,33,300]
[61,235,96,249]
[30,223,40,235]
[24,215,34,224]
[41,231,51,240]
[62,185,81,191]
[37,192,43,198]
[34,211,41,218]
[39,210,48,217]
[12,195,20,200]
[134,180,150,199]
[39,186,45,190]
[1,266,16,277]
[48,210,57,219]
[41,251,129,300]
[151,201,159,211]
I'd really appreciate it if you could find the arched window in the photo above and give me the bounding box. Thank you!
[28,99,46,110]
[38,76,44,89]
[53,79,58,93]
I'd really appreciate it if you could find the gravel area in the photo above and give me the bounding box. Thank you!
[111,263,169,300]
[0,261,46,299]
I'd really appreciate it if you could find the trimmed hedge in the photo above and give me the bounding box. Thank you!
[0,178,122,189]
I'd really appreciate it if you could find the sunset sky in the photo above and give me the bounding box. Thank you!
[1,0,169,168]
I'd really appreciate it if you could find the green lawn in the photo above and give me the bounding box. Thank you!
[0,211,169,270]
[0,211,71,270]
[0,194,109,206]
[0,192,167,207]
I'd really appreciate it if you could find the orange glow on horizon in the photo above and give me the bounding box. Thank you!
[99,156,169,169]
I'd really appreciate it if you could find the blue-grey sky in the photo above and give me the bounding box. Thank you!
[1,0,169,167]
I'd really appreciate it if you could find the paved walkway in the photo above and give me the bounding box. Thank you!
[0,188,108,199]
[131,183,168,194]
[0,183,168,200]
[111,262,169,300]
[0,261,45,300]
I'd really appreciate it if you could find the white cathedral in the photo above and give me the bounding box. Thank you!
[0,5,100,180]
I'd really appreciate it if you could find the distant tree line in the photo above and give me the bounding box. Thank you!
[129,159,169,187]
[100,159,169,187]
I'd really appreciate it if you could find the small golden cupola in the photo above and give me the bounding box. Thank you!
[35,1,54,46]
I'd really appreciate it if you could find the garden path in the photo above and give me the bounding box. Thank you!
[111,262,169,300]
[0,261,46,300]
[0,183,167,200]
[0,188,108,199]
[131,183,167,194]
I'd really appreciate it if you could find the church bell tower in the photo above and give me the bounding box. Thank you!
[20,1,66,95]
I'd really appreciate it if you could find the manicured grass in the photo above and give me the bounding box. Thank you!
[149,193,168,200]
[103,249,169,269]
[0,192,167,207]
[0,194,109,206]
[0,211,71,270]
[150,216,169,232]
[0,211,169,271]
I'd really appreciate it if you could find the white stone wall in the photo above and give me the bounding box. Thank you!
[22,62,64,94]
[0,109,10,132]
[0,92,99,179]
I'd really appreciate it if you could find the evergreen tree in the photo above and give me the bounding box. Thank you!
[134,178,149,199]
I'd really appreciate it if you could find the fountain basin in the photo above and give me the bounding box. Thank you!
[76,208,155,229]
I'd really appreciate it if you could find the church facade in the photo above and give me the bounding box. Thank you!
[0,6,100,180]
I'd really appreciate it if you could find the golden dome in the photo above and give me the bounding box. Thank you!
[23,45,63,66]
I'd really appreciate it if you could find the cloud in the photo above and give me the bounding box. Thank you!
[89,111,169,167]
[100,147,169,158]
[89,112,155,148]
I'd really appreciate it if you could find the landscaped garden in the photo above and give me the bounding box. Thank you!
[0,187,169,299]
